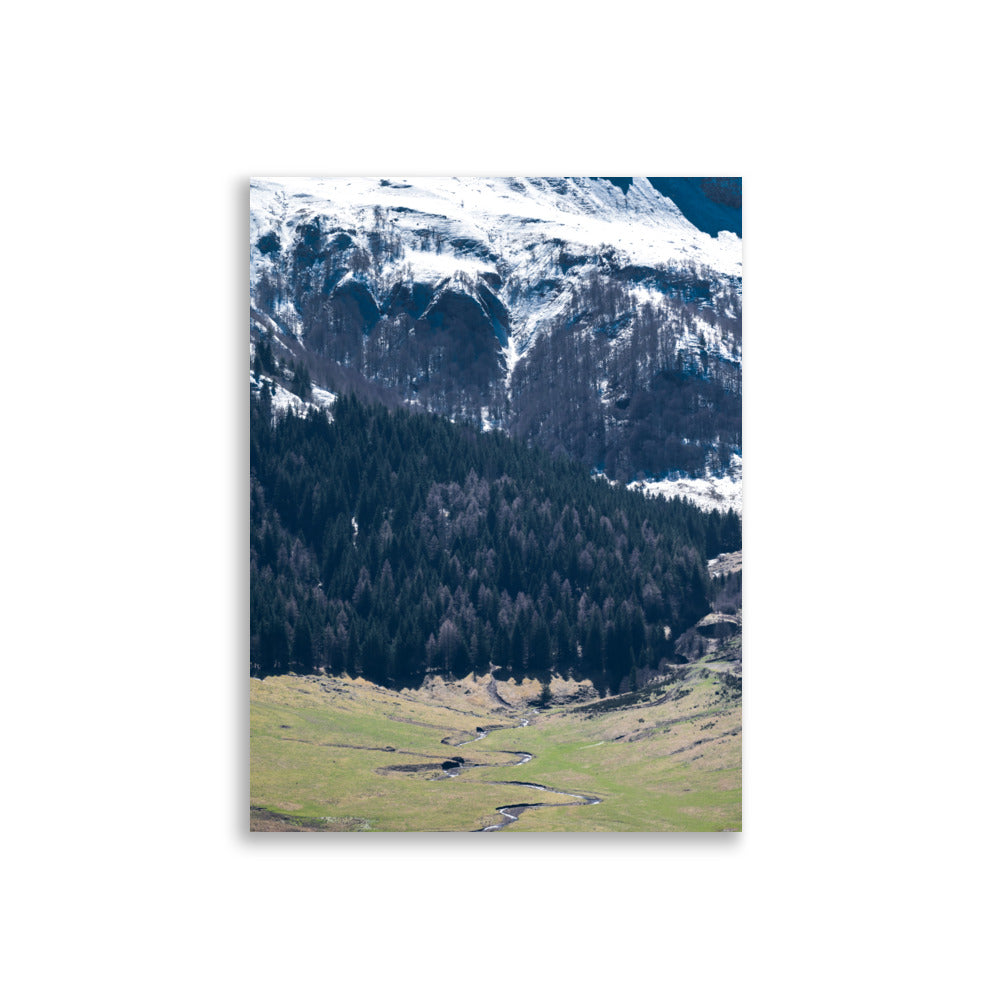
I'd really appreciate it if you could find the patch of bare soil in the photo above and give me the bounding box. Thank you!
[407,670,598,714]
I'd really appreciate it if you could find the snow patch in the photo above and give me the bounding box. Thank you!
[251,376,338,419]
[269,382,308,416]
[403,249,493,281]
[311,386,338,408]
[627,472,742,515]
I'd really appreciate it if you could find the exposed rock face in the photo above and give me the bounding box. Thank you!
[250,176,742,486]
[695,613,741,640]
[707,550,742,578]
[675,612,742,666]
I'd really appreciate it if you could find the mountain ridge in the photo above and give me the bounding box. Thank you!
[250,176,742,508]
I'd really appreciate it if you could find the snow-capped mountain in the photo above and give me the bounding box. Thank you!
[250,176,742,512]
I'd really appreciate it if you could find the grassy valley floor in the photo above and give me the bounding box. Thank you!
[250,667,741,832]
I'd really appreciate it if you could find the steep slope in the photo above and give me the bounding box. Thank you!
[250,176,742,506]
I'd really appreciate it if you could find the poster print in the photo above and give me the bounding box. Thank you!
[250,177,741,832]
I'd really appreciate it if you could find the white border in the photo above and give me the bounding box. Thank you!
[5,4,994,994]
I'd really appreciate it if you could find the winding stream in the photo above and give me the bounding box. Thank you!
[376,710,600,830]
[450,711,601,832]
[477,780,602,832]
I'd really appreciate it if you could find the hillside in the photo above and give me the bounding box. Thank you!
[251,391,740,691]
[250,176,742,493]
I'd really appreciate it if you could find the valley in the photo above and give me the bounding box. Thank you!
[250,660,741,833]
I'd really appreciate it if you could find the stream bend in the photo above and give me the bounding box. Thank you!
[378,712,601,830]
[456,713,601,832]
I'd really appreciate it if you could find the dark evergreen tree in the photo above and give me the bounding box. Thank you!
[249,389,738,688]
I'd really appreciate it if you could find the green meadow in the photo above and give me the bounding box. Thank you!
[250,668,741,833]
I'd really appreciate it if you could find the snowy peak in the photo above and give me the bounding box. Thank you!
[250,176,741,508]
[250,176,742,279]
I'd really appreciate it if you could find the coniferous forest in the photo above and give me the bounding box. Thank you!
[250,388,740,693]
